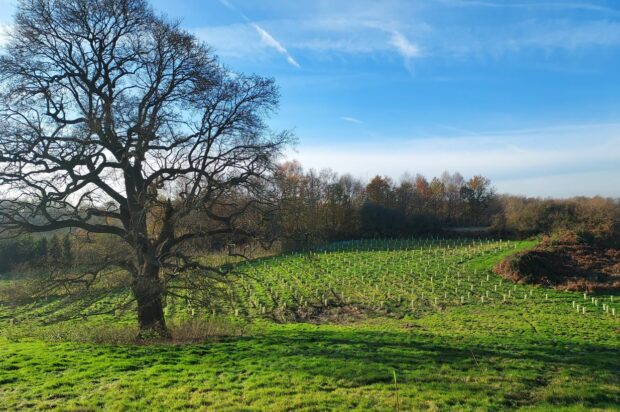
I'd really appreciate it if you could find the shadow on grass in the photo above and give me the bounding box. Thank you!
[3,325,617,409]
[195,328,620,408]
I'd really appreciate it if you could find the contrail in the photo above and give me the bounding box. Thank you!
[216,0,300,68]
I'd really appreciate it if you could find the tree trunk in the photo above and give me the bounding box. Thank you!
[132,263,170,339]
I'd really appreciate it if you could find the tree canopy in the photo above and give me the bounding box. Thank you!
[0,0,290,336]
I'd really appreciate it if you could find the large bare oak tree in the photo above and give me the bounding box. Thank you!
[0,0,290,336]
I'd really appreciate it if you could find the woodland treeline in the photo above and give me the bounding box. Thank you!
[273,161,619,247]
[1,160,618,274]
[0,234,73,273]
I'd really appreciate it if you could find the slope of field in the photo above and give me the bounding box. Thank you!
[0,238,619,411]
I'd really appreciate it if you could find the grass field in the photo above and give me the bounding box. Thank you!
[0,238,619,411]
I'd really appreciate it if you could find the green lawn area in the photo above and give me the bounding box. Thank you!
[0,238,618,411]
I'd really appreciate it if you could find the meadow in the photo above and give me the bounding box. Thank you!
[0,238,618,411]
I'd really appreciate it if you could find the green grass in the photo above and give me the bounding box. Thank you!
[0,238,618,411]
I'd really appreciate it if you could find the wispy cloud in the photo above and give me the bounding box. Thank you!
[387,30,421,71]
[341,116,363,124]
[433,0,620,16]
[465,20,620,55]
[0,23,11,46]
[287,123,620,197]
[198,1,620,68]
[216,0,234,10]
[250,23,300,68]
[389,31,421,59]
[215,0,300,68]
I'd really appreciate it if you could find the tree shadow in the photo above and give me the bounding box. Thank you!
[3,325,618,409]
[67,327,620,407]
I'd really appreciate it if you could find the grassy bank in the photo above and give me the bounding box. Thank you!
[0,238,618,411]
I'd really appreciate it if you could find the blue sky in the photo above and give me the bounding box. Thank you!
[1,0,619,197]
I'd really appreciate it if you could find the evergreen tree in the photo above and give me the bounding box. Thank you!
[37,237,48,261]
[48,235,62,263]
[16,236,36,265]
[62,235,73,265]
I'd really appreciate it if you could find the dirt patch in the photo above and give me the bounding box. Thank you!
[304,305,367,324]
[268,304,368,324]
[494,242,620,293]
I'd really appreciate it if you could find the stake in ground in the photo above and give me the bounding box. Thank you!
[0,238,618,411]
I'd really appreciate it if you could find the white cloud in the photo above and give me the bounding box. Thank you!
[251,23,300,68]
[194,24,261,58]
[0,23,11,46]
[217,0,234,10]
[286,123,620,197]
[494,170,620,198]
[211,0,300,68]
[432,19,620,58]
[433,0,620,16]
[340,116,363,124]
[194,18,424,71]
[389,31,421,59]
[194,2,620,65]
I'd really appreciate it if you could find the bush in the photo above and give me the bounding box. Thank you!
[499,196,620,245]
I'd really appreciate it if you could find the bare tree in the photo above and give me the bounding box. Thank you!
[0,0,290,337]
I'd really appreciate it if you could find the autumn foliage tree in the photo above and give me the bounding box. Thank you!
[0,0,289,337]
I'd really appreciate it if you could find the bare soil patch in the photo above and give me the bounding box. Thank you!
[494,242,620,293]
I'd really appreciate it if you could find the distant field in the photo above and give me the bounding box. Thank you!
[1,238,619,411]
